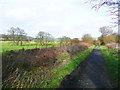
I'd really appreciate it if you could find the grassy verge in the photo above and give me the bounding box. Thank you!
[41,46,94,88]
[100,46,119,87]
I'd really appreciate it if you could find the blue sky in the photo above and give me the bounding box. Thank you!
[0,0,116,39]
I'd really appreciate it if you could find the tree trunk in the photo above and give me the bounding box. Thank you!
[20,40,22,46]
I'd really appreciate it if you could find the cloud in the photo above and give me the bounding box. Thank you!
[5,8,38,21]
[40,21,62,27]
[0,0,75,3]
[0,0,112,38]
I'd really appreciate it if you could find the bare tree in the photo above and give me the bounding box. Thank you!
[8,27,27,46]
[8,27,16,42]
[59,36,71,46]
[87,0,119,26]
[17,27,27,46]
[99,26,113,36]
[82,34,94,44]
[36,31,45,46]
[44,32,54,48]
[36,31,54,48]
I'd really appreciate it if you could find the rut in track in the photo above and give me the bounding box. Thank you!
[59,47,113,88]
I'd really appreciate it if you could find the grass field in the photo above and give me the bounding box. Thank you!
[100,46,119,87]
[0,41,60,53]
[0,41,60,46]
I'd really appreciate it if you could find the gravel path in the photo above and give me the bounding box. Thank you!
[59,47,113,88]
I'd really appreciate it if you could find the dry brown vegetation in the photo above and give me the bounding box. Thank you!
[2,43,89,88]
[105,43,120,49]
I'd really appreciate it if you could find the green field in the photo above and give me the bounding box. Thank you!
[0,41,60,53]
[100,46,119,87]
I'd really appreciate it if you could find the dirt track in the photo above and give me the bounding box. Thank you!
[59,47,113,88]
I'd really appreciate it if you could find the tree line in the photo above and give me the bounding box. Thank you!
[97,26,119,45]
[0,26,119,46]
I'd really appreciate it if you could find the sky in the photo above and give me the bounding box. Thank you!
[0,0,116,39]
